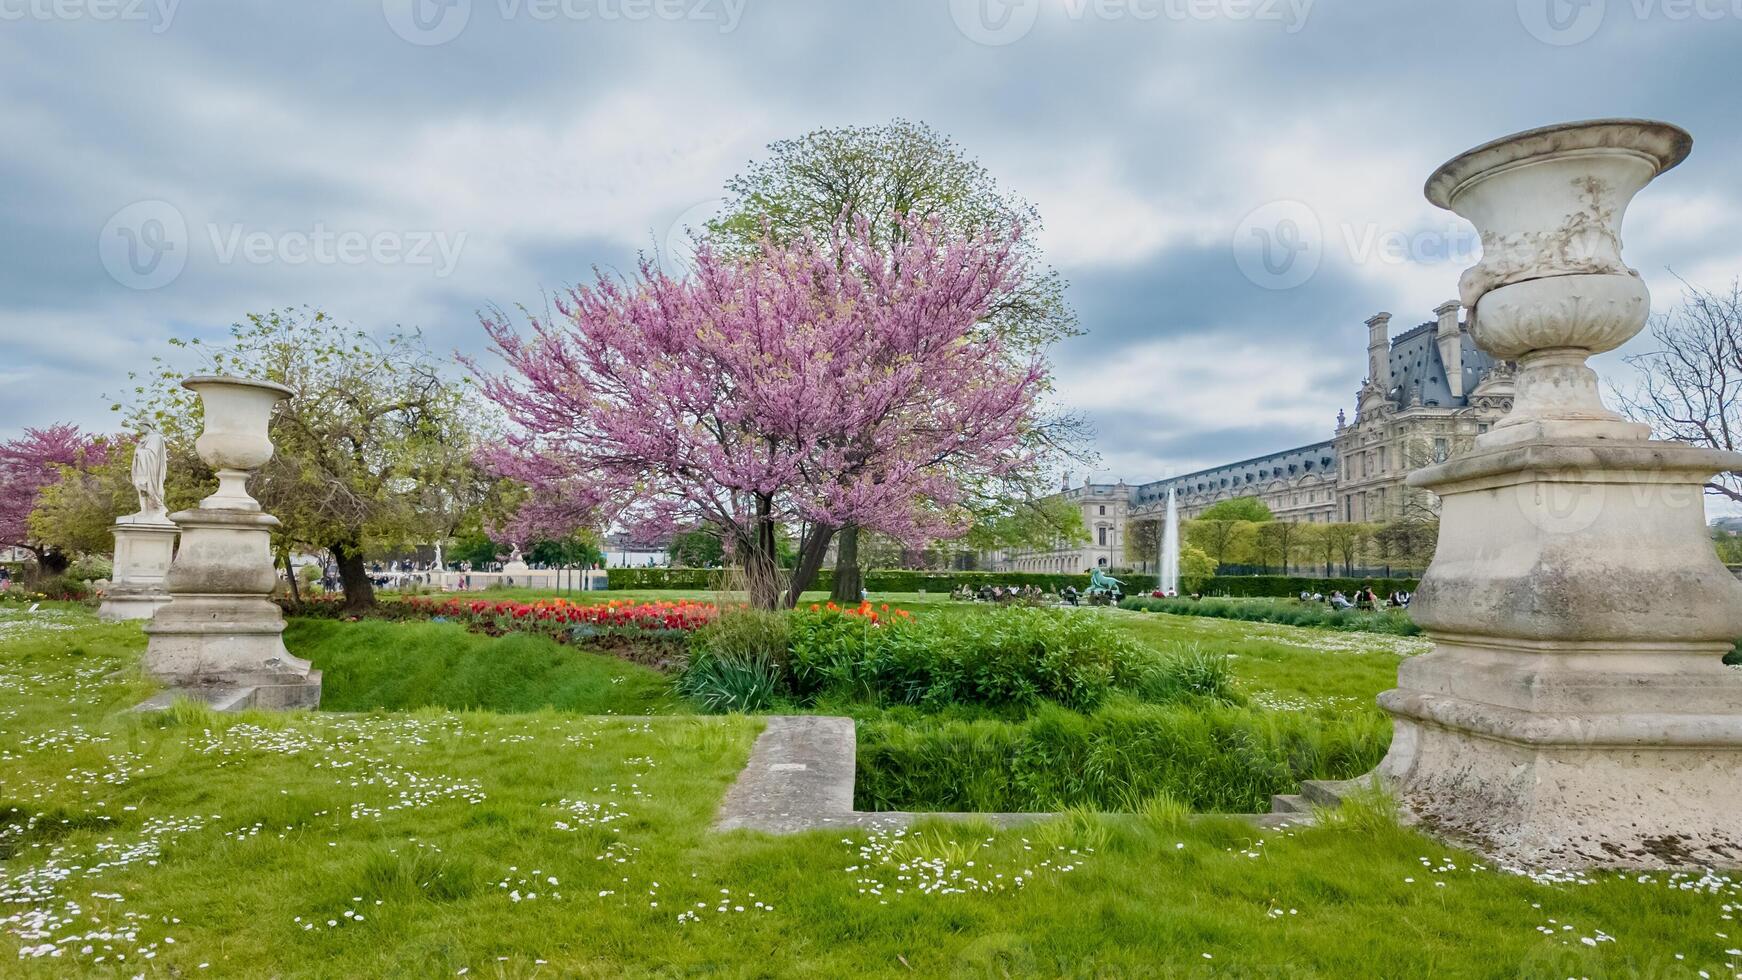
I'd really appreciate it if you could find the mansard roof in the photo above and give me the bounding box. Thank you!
[1386,318,1497,410]
[1130,439,1337,504]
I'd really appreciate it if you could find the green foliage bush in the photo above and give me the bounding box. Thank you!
[11,575,91,602]
[681,605,1173,714]
[66,556,113,582]
[1120,596,1421,636]
[854,700,1389,814]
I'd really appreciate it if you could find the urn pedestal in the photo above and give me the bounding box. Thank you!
[1374,120,1742,868]
[142,377,320,710]
[97,517,179,622]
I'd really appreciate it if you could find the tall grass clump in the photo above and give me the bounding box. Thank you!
[854,701,1389,814]
[677,609,791,713]
[1122,643,1241,706]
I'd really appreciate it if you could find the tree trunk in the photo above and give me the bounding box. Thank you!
[830,524,863,603]
[330,540,375,612]
[283,551,301,604]
[784,523,837,608]
[740,495,783,610]
[32,547,70,578]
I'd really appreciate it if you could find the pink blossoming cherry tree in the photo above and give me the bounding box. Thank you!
[472,218,1047,609]
[0,424,108,577]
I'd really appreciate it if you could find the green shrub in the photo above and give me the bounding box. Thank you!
[17,575,90,602]
[854,700,1389,814]
[786,606,1139,713]
[66,556,113,582]
[679,605,1149,714]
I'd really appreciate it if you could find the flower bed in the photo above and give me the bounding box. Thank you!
[282,593,721,649]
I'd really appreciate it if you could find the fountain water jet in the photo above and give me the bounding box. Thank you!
[1159,488,1180,596]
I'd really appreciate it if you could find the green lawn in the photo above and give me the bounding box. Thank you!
[286,618,681,716]
[4,602,1740,977]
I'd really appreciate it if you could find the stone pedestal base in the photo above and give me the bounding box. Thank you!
[1380,438,1742,868]
[143,506,320,710]
[99,521,179,622]
[143,595,322,709]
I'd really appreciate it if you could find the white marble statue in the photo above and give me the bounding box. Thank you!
[130,430,169,522]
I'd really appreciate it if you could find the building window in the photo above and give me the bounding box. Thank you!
[1098,527,1108,547]
[1433,437,1449,462]
[1098,505,1106,515]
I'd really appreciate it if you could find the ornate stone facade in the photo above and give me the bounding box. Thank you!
[986,301,1514,573]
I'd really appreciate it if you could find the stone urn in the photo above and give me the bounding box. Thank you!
[143,376,320,710]
[1424,119,1691,443]
[185,376,292,511]
[1372,119,1742,868]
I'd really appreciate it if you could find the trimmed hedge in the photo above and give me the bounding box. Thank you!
[605,567,729,590]
[1202,575,1420,598]
[606,567,1415,598]
[1120,596,1421,636]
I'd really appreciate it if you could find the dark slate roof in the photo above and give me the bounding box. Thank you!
[1130,440,1337,504]
[1387,319,1496,409]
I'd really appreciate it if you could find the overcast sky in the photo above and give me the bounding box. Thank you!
[3,0,1737,484]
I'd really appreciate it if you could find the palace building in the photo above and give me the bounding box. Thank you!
[986,301,1515,573]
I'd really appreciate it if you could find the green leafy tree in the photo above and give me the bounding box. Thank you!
[114,308,482,611]
[1254,519,1301,574]
[1124,517,1161,572]
[31,436,204,559]
[1196,496,1273,523]
[528,533,604,568]
[1180,544,1218,593]
[962,495,1088,555]
[706,119,1083,603]
[1715,529,1742,565]
[1321,522,1375,576]
[1185,519,1259,567]
[669,528,726,568]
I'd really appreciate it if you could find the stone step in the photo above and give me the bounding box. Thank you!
[714,716,859,833]
[1300,778,1369,808]
[131,686,258,713]
[1270,794,1309,814]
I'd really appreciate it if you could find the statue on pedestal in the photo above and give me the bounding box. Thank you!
[128,430,169,523]
[99,430,179,622]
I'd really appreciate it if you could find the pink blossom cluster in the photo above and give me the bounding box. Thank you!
[470,217,1044,552]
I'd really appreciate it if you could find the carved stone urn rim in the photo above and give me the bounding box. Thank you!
[1424,118,1692,210]
[181,375,294,398]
